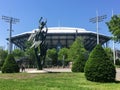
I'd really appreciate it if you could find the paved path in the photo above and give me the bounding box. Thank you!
[0,68,119,80]
[25,68,72,73]
[116,68,120,81]
[25,68,120,81]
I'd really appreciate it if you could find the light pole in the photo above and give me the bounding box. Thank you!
[2,16,19,54]
[111,10,116,65]
[112,38,116,64]
[89,11,107,44]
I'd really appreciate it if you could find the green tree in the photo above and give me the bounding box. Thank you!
[2,54,19,73]
[12,49,25,59]
[68,37,88,72]
[47,48,58,66]
[25,41,37,68]
[72,53,87,72]
[68,37,88,61]
[84,44,116,82]
[58,48,68,60]
[25,48,36,67]
[104,47,113,61]
[0,48,7,70]
[106,15,120,42]
[58,48,69,67]
[116,59,120,66]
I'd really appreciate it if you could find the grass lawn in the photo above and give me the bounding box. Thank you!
[0,72,120,90]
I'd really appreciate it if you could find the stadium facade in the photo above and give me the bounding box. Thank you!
[10,27,110,51]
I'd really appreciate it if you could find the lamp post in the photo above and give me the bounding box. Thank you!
[89,11,107,44]
[2,16,19,54]
[111,10,116,65]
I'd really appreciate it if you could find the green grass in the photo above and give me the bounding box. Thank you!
[0,72,120,90]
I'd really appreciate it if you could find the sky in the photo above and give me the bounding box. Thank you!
[0,0,120,50]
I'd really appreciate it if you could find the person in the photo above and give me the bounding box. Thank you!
[21,64,25,72]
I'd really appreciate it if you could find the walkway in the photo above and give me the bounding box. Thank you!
[25,68,120,81]
[25,68,72,73]
[116,68,120,81]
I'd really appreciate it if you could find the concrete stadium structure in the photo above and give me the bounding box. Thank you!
[10,27,110,51]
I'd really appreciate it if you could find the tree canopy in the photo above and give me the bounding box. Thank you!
[47,48,58,66]
[0,48,7,70]
[2,54,20,73]
[12,49,25,59]
[72,52,87,72]
[25,41,37,67]
[106,15,120,42]
[68,37,88,61]
[85,44,116,82]
[58,48,68,61]
[104,47,113,61]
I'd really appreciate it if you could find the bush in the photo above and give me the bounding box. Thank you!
[0,59,5,70]
[84,44,116,82]
[47,49,58,66]
[1,54,20,73]
[116,59,120,65]
[0,49,7,70]
[72,53,87,72]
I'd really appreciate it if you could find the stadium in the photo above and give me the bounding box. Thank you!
[10,27,110,51]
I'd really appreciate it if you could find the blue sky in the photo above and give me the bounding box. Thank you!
[0,0,120,49]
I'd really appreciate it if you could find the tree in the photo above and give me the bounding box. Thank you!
[68,37,88,72]
[104,47,113,61]
[72,53,87,72]
[115,58,120,66]
[0,48,7,70]
[25,48,37,67]
[84,44,116,82]
[68,37,88,61]
[25,41,37,68]
[58,48,68,60]
[2,54,19,73]
[12,49,25,59]
[58,48,69,67]
[106,15,120,42]
[47,48,58,66]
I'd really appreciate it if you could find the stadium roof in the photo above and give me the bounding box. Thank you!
[12,27,96,36]
[10,27,111,51]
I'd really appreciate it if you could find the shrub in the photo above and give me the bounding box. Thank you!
[68,37,88,62]
[0,49,7,70]
[0,59,5,70]
[116,59,120,65]
[72,53,87,72]
[84,44,116,82]
[47,48,58,66]
[1,54,19,73]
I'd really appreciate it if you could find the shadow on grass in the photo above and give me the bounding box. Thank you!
[115,80,120,83]
[47,71,61,73]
